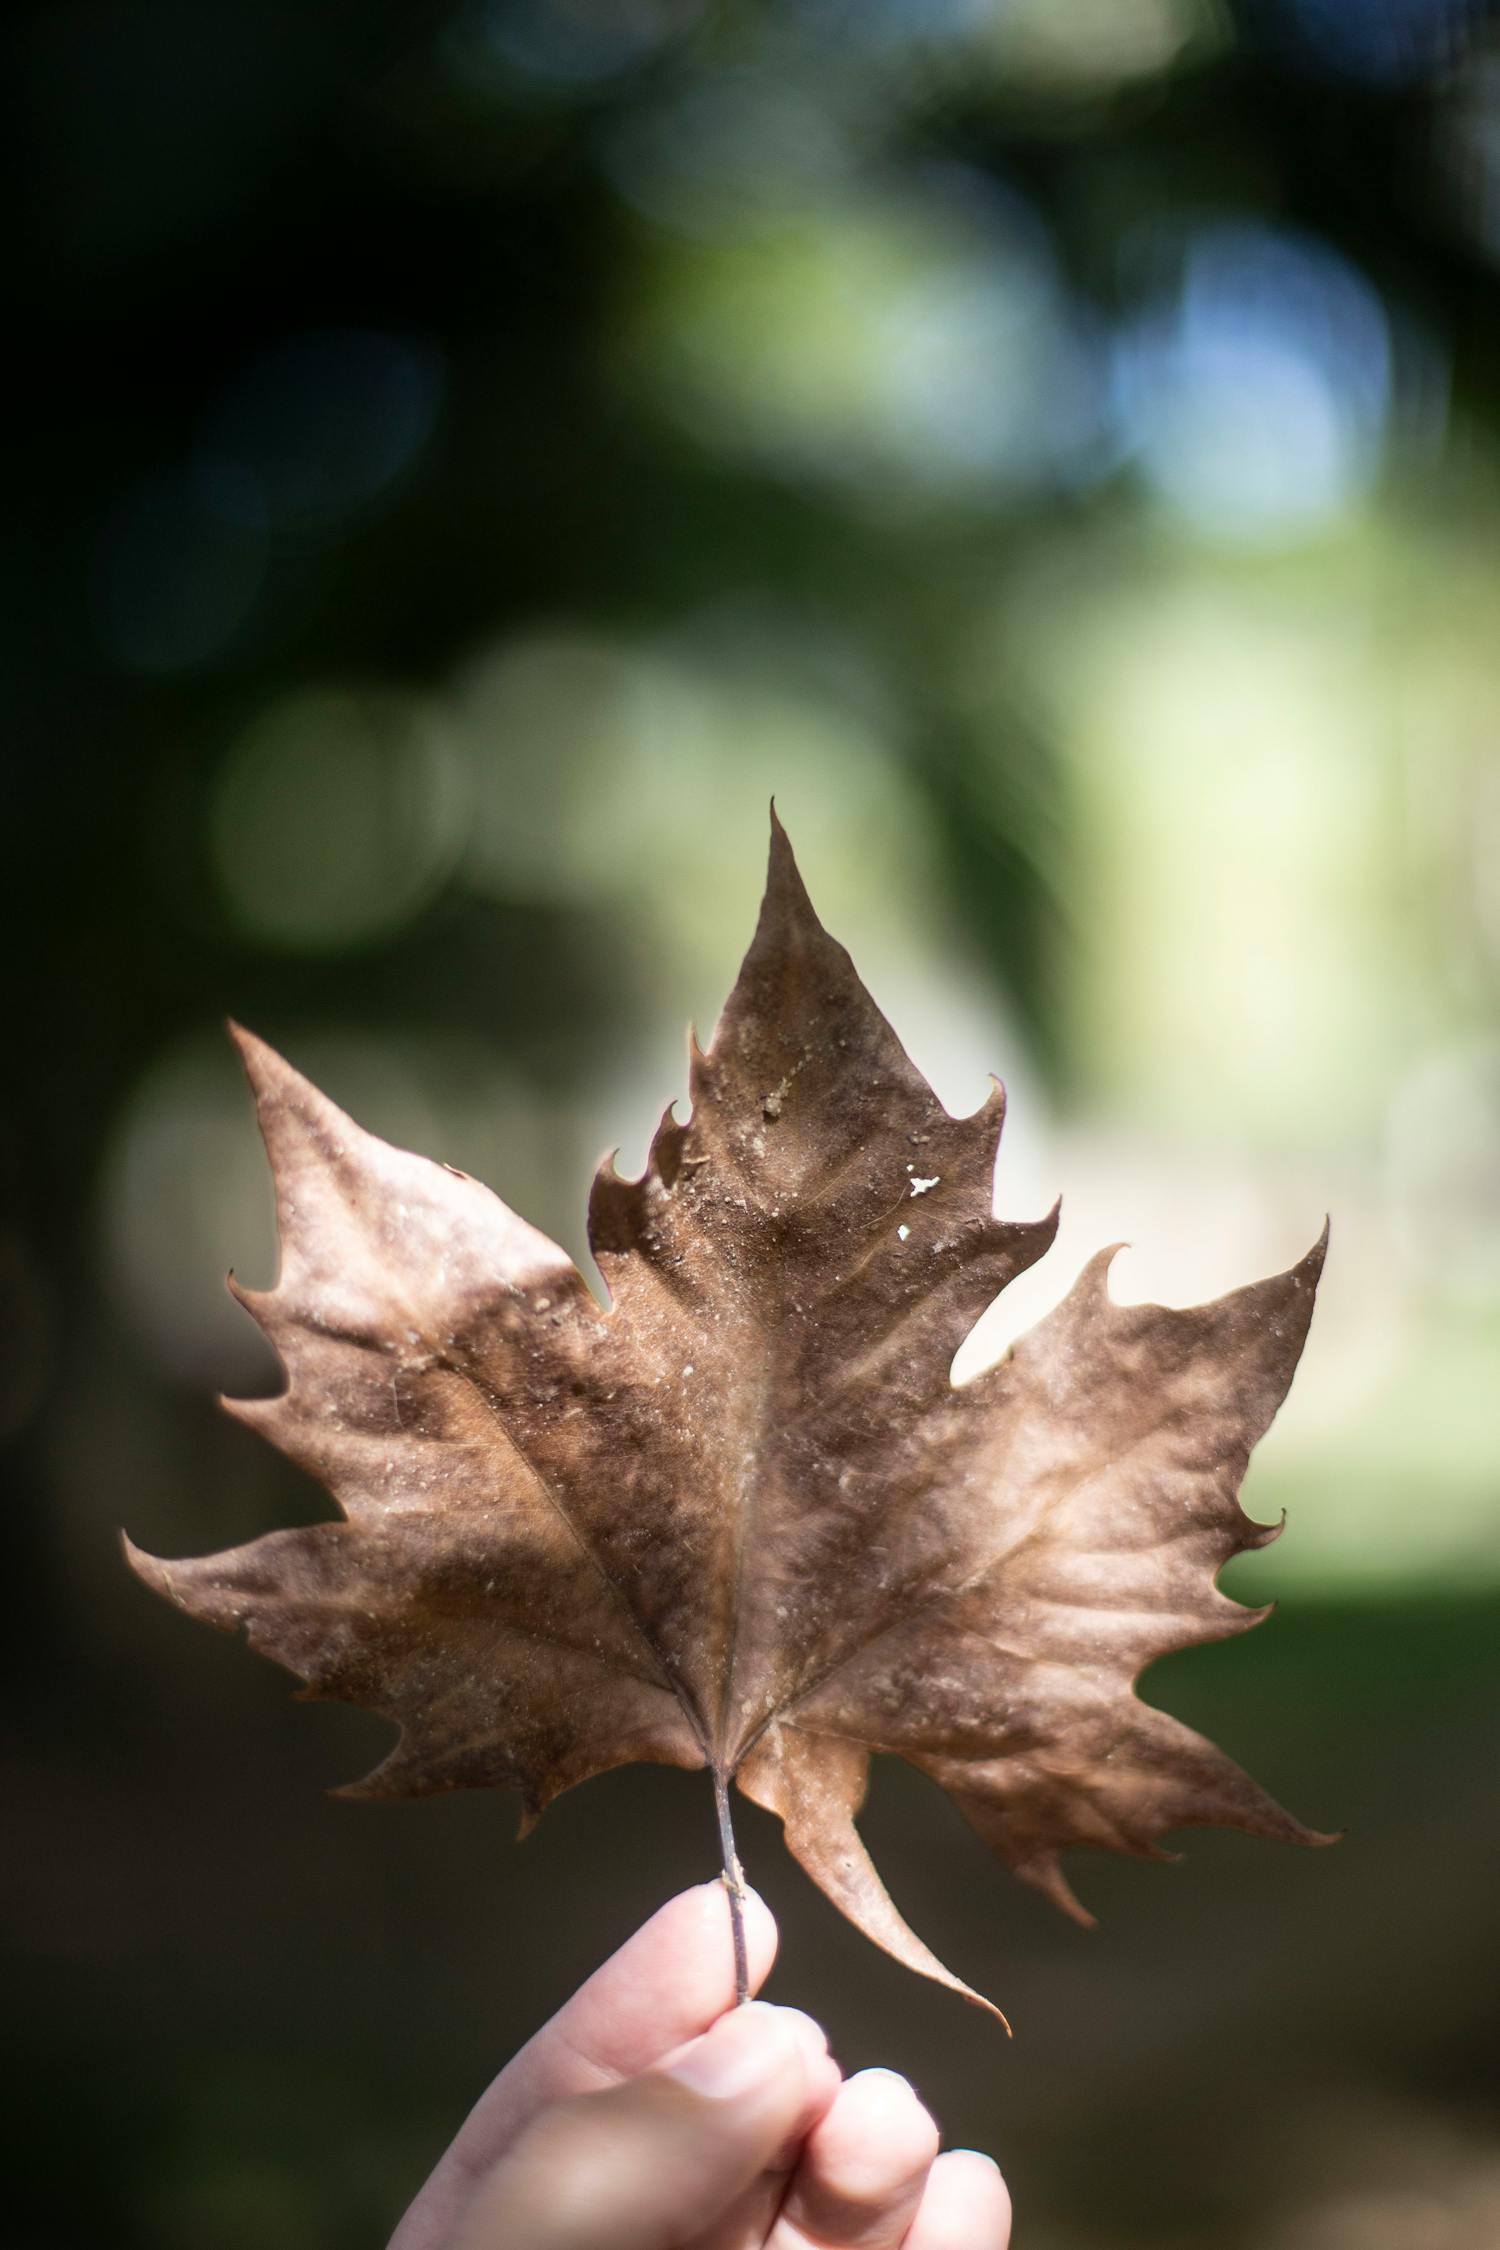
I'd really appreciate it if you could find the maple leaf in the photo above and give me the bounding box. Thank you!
[126,818,1330,2020]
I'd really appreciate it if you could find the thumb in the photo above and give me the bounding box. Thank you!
[452,2002,830,2250]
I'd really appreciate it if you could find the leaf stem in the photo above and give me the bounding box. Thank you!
[712,1766,750,2005]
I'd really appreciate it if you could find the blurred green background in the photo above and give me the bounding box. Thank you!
[6,1,1500,2244]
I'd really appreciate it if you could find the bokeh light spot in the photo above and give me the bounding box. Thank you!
[196,330,444,538]
[788,0,996,47]
[90,464,268,673]
[456,626,918,935]
[1385,1038,1500,1306]
[618,182,1106,502]
[1114,222,1394,542]
[210,687,467,950]
[445,0,704,91]
[983,0,1224,89]
[1265,0,1477,87]
[451,620,1034,1166]
[603,75,855,238]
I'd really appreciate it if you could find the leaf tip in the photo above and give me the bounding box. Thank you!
[1275,1221,1331,1300]
[219,1391,279,1435]
[760,808,820,937]
[226,1018,278,1088]
[1243,1510,1288,1553]
[119,1526,150,1572]
[965,1990,1013,2033]
[226,1021,330,1136]
[120,1532,174,1604]
[1018,1852,1099,1928]
[974,1073,1008,1132]
[1081,1242,1129,1301]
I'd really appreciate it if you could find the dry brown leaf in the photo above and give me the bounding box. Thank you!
[126,818,1331,2020]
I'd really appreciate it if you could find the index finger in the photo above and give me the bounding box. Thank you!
[390,1884,777,2250]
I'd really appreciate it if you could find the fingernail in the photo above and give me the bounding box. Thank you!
[857,2067,916,2099]
[665,2002,795,2099]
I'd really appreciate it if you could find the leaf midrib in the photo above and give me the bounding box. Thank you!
[433,1344,711,1758]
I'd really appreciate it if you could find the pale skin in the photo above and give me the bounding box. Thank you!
[389,1883,1012,2250]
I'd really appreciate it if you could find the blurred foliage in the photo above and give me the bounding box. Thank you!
[6,0,1500,2243]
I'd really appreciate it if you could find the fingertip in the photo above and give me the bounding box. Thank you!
[905,2148,1012,2249]
[741,2002,841,2126]
[946,2148,1006,2182]
[749,2002,824,2053]
[754,2003,833,2108]
[844,2068,941,2171]
[678,1880,778,1987]
[774,2066,940,2246]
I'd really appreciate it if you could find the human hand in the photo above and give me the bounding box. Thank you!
[388,1882,1011,2250]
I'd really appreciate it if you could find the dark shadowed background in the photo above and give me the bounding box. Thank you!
[6,3,1500,2245]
